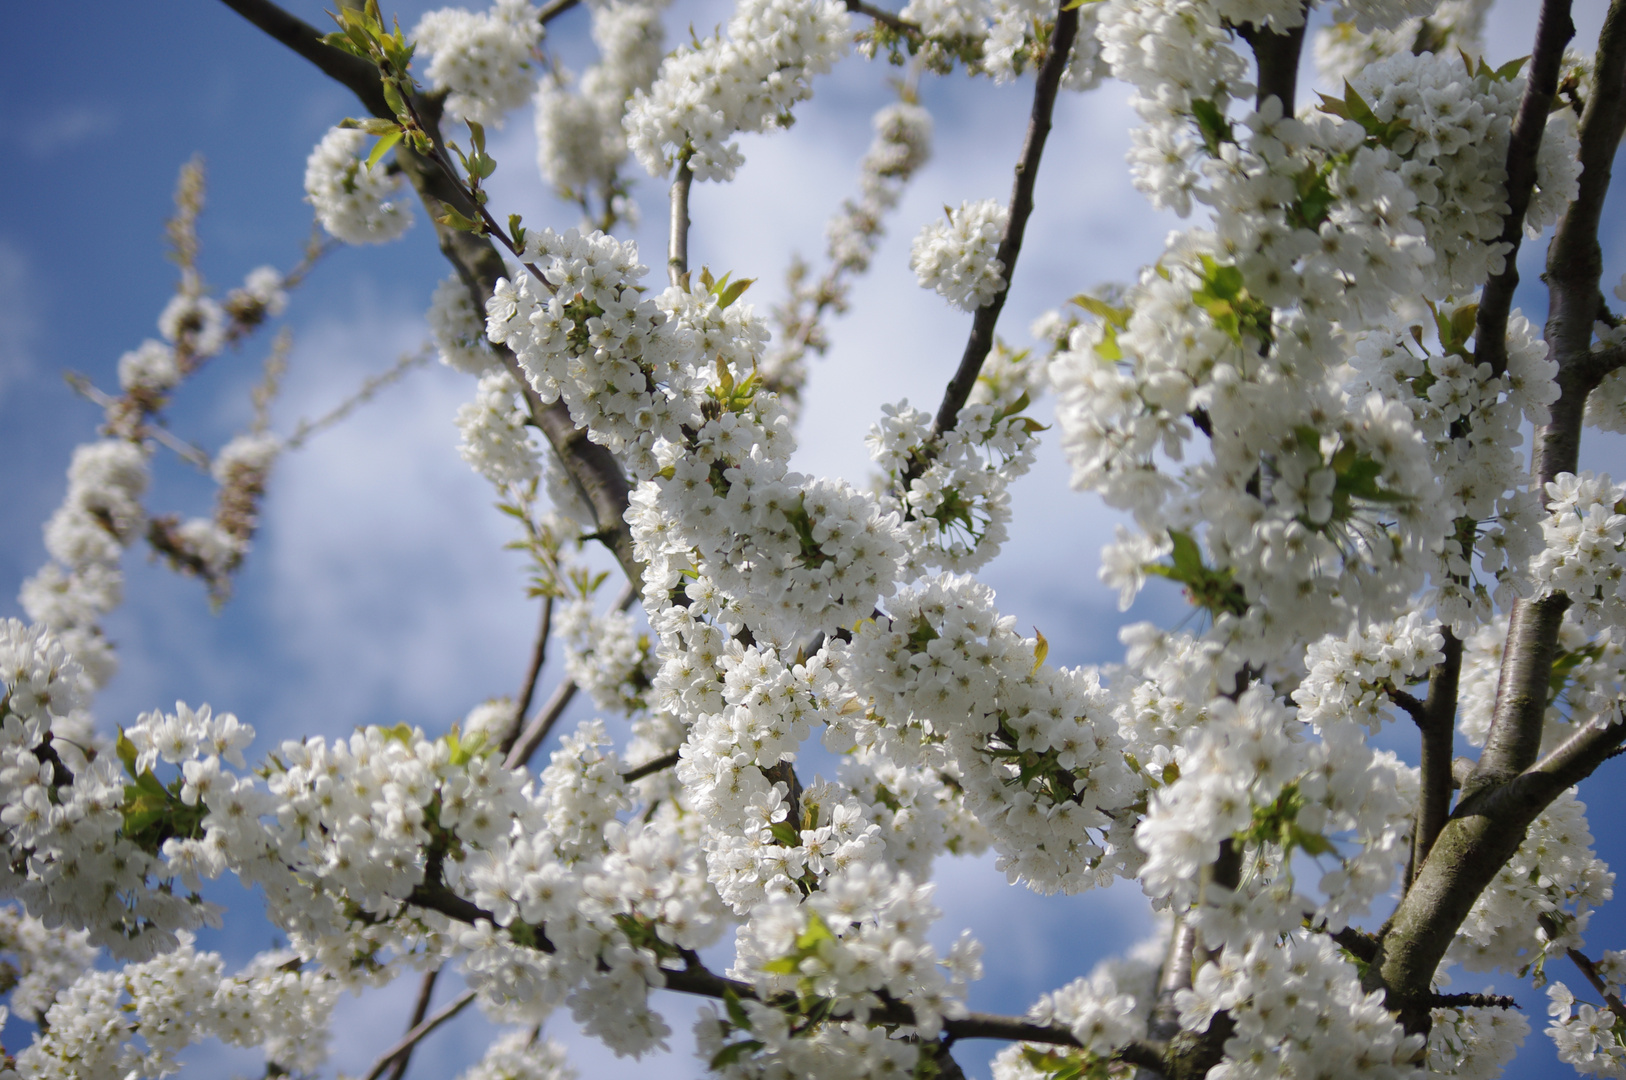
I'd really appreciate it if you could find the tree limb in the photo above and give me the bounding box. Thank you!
[1567,946,1626,1024]
[669,155,693,287]
[217,0,643,587]
[621,749,680,783]
[930,0,1078,437]
[1473,0,1576,378]
[1411,631,1463,883]
[1236,6,1308,116]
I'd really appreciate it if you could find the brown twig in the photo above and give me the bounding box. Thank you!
[358,988,477,1080]
[669,154,693,286]
[1566,947,1626,1023]
[499,595,555,756]
[382,968,440,1080]
[930,0,1077,438]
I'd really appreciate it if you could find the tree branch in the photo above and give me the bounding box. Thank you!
[930,0,1078,437]
[218,0,643,587]
[621,749,680,783]
[1472,0,1576,377]
[1411,631,1463,884]
[502,580,638,769]
[1567,946,1626,1024]
[844,0,922,36]
[359,988,477,1080]
[498,596,554,756]
[537,0,581,24]
[382,968,440,1080]
[669,155,693,286]
[1236,7,1308,116]
[1428,991,1520,1010]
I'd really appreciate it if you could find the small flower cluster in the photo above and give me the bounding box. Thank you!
[1547,980,1626,1077]
[1347,312,1553,631]
[1532,472,1626,635]
[485,227,695,475]
[701,862,981,1078]
[1135,685,1415,931]
[20,441,147,687]
[16,935,337,1079]
[1313,0,1488,85]
[457,369,545,486]
[891,0,1107,87]
[559,598,655,713]
[0,905,98,1024]
[431,276,502,375]
[624,0,850,182]
[868,393,1039,572]
[413,0,542,127]
[1294,612,1446,733]
[457,1029,577,1080]
[1175,934,1426,1078]
[1425,1002,1530,1080]
[836,574,1141,893]
[535,0,667,217]
[304,125,414,245]
[909,198,1009,311]
[1450,790,1613,976]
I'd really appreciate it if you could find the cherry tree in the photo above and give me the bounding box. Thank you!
[4,0,1626,1076]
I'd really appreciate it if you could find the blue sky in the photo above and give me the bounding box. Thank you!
[2,1,1625,1077]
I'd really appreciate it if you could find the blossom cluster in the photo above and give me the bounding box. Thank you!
[909,198,1009,311]
[414,0,543,127]
[304,125,414,245]
[624,0,850,181]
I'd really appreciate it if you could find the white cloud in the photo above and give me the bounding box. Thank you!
[17,104,115,159]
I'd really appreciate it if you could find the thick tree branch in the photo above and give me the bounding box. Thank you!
[1236,8,1308,116]
[1428,992,1520,1010]
[930,0,1077,437]
[1472,0,1576,377]
[1411,631,1463,883]
[359,988,477,1080]
[537,0,581,24]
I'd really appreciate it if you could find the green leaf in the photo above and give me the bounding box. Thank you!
[1493,55,1531,81]
[116,729,138,777]
[710,1040,764,1069]
[508,213,527,251]
[723,988,752,1030]
[1030,627,1048,675]
[769,821,801,847]
[468,119,486,154]
[716,276,755,309]
[761,957,801,975]
[1189,98,1234,155]
[364,129,402,171]
[381,79,408,120]
[436,207,487,235]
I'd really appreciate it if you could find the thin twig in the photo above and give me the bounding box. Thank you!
[285,344,432,450]
[844,0,921,36]
[930,0,1078,437]
[358,988,477,1080]
[504,580,639,769]
[621,750,680,783]
[382,968,440,1080]
[499,596,555,756]
[1567,947,1626,1024]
